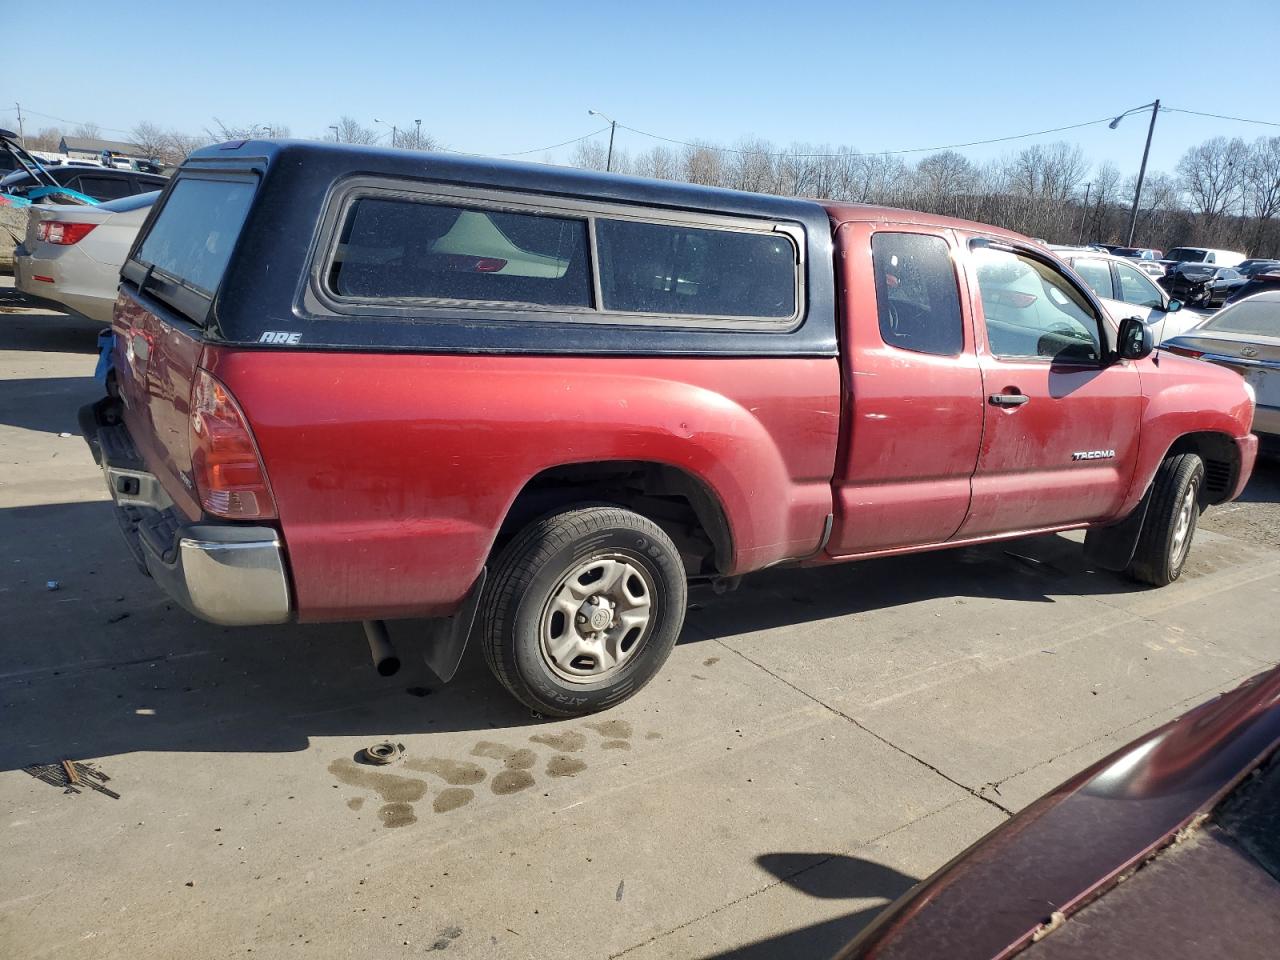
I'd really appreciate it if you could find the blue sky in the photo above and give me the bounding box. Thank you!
[4,0,1277,177]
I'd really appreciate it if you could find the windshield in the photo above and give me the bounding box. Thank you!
[1166,248,1208,262]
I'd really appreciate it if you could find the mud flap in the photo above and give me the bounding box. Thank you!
[1083,489,1152,572]
[422,568,487,683]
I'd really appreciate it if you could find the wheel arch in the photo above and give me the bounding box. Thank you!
[495,460,735,577]
[1163,431,1240,505]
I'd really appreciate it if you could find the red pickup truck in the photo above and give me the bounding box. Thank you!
[83,141,1258,716]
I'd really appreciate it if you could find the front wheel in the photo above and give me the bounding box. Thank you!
[480,506,687,716]
[1127,453,1204,586]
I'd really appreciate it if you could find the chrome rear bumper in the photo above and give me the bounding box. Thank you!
[80,398,292,626]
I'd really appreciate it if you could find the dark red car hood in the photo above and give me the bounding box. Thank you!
[836,666,1280,960]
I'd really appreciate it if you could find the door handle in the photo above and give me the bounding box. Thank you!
[989,392,1029,407]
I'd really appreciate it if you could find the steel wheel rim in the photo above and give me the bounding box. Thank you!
[1171,482,1197,566]
[538,553,656,684]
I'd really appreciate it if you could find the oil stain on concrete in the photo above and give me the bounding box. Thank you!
[491,770,536,795]
[378,802,417,828]
[585,719,633,741]
[471,741,537,770]
[530,730,587,752]
[404,757,488,786]
[433,788,475,813]
[546,755,587,778]
[328,758,428,804]
[336,719,663,821]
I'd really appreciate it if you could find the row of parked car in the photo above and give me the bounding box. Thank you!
[1077,240,1280,308]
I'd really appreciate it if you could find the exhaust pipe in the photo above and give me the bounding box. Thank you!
[362,620,401,677]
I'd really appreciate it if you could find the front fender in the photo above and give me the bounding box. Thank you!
[1116,353,1256,516]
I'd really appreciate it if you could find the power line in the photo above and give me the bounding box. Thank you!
[1164,107,1280,128]
[0,105,132,135]
[616,116,1126,159]
[491,126,611,156]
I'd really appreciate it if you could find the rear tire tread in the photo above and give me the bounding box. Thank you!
[480,505,685,716]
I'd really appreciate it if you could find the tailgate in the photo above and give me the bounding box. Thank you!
[112,288,205,519]
[111,173,259,520]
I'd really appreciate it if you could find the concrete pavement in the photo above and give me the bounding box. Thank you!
[1,278,1276,959]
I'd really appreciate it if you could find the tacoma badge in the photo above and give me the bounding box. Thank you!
[1072,449,1116,461]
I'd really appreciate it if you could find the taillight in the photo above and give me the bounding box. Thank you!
[38,221,98,245]
[189,369,277,520]
[1163,345,1205,360]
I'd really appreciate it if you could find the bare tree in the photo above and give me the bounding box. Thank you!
[1243,136,1280,253]
[130,122,168,159]
[570,140,609,171]
[72,122,101,140]
[1085,161,1123,242]
[205,119,291,141]
[633,146,679,180]
[683,143,727,186]
[330,116,379,145]
[728,137,776,194]
[557,127,1279,255]
[27,127,63,152]
[1177,136,1248,235]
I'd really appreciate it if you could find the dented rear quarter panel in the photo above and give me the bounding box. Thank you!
[204,349,842,621]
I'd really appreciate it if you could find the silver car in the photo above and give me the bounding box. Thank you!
[1162,290,1280,450]
[14,191,159,323]
[1053,247,1193,343]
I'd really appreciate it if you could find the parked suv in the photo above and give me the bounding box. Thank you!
[81,141,1258,716]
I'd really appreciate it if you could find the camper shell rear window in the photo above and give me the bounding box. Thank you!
[124,173,257,323]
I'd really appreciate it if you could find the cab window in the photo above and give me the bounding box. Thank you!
[871,232,964,356]
[973,247,1101,363]
[1114,262,1163,309]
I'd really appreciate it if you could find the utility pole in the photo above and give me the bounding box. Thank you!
[13,102,24,147]
[1110,100,1160,247]
[588,109,617,172]
[415,119,421,150]
[329,125,340,142]
[1077,182,1092,245]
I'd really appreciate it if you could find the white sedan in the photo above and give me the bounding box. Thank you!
[14,191,159,323]
[1053,247,1197,344]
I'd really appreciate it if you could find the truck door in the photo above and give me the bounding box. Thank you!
[828,223,985,555]
[958,240,1142,538]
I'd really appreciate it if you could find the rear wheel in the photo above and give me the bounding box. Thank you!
[480,505,687,716]
[1127,452,1204,586]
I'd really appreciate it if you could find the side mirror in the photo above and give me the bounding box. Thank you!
[1166,298,1182,313]
[1117,316,1154,361]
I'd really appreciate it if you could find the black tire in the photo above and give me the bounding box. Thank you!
[480,505,687,717]
[1127,453,1204,586]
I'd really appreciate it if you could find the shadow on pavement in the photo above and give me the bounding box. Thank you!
[0,375,101,434]
[2,427,1274,774]
[1233,457,1280,504]
[0,305,103,353]
[0,494,1144,774]
[701,853,917,959]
